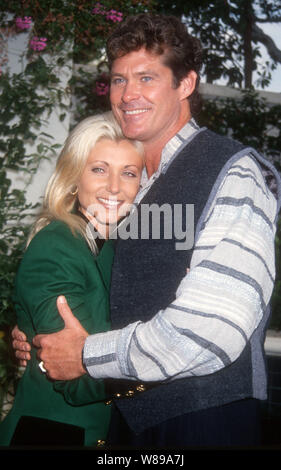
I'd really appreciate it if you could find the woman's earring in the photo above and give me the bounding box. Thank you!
[70,186,78,196]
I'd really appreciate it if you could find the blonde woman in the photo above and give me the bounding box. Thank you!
[0,112,143,447]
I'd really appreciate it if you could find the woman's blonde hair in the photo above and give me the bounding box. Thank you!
[27,111,143,249]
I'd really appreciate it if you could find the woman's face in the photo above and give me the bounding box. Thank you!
[77,138,143,236]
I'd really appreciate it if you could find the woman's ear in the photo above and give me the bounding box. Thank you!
[179,71,198,100]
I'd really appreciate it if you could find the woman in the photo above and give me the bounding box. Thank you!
[0,112,144,447]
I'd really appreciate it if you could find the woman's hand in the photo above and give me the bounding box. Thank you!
[11,325,31,366]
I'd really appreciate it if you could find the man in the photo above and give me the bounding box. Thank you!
[13,14,281,447]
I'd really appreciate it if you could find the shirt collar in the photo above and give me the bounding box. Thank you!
[138,119,199,195]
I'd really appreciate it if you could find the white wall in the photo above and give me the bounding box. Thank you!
[6,31,72,208]
[200,82,281,105]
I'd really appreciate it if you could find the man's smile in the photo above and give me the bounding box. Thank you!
[123,108,150,115]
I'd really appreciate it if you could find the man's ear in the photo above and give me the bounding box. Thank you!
[179,71,198,100]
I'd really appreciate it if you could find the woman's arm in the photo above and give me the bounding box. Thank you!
[15,222,111,404]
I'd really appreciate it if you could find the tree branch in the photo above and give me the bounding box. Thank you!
[252,23,281,63]
[255,16,281,23]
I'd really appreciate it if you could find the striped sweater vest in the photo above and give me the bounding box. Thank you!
[109,129,271,433]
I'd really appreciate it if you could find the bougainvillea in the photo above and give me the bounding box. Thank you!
[15,16,32,30]
[95,81,110,95]
[29,36,47,51]
[92,4,123,22]
[106,9,123,22]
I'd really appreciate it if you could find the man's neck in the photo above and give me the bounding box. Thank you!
[144,114,191,179]
[144,142,162,178]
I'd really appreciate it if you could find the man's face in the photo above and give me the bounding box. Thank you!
[110,48,190,147]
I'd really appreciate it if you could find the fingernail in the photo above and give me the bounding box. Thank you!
[57,296,66,304]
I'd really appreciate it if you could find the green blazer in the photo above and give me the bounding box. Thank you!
[0,220,114,446]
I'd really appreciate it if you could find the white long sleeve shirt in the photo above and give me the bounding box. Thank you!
[83,121,280,383]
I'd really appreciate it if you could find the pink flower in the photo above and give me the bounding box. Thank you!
[106,10,123,22]
[92,3,106,15]
[95,81,109,96]
[29,37,47,52]
[15,16,32,30]
[92,4,123,22]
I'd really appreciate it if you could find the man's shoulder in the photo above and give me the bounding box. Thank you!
[199,128,246,151]
[175,127,248,171]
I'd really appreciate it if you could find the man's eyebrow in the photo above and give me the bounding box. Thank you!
[136,70,160,77]
[111,70,160,78]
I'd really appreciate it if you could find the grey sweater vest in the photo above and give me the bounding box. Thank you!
[109,129,274,434]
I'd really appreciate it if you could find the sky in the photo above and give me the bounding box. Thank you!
[203,21,281,93]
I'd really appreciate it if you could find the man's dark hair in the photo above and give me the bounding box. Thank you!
[106,13,203,116]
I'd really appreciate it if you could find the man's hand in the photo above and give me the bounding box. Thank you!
[33,296,89,381]
[12,325,31,367]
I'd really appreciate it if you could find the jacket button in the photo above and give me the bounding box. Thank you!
[105,400,112,405]
[136,384,146,392]
[97,440,106,447]
[125,390,135,397]
[114,393,122,398]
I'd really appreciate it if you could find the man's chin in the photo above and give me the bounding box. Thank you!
[121,125,146,141]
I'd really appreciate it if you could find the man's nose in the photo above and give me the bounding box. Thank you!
[122,81,140,102]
